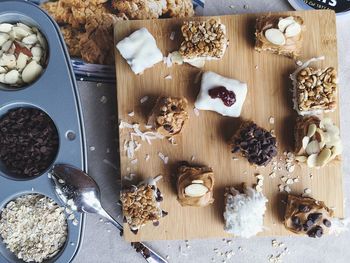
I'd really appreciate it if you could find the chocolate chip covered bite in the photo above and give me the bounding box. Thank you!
[294,116,342,167]
[120,176,167,234]
[178,19,228,67]
[176,163,215,207]
[147,96,189,137]
[291,66,338,115]
[255,15,304,59]
[284,195,334,238]
[231,121,277,166]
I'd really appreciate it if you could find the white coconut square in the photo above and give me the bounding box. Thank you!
[195,71,248,117]
[116,28,163,74]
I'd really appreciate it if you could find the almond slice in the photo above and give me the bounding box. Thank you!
[0,23,13,33]
[184,184,209,197]
[295,155,307,163]
[0,32,10,46]
[316,148,332,167]
[0,66,5,74]
[307,124,317,138]
[302,136,310,150]
[22,34,38,45]
[22,60,43,83]
[306,140,321,155]
[16,52,28,71]
[306,154,318,168]
[265,28,286,45]
[285,22,301,37]
[4,69,19,84]
[278,17,295,32]
[191,180,204,184]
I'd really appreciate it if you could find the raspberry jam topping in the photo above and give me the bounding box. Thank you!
[208,86,236,107]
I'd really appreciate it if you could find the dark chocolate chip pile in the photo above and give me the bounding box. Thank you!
[0,108,59,177]
[232,122,277,166]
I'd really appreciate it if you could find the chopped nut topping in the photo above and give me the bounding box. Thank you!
[179,19,228,61]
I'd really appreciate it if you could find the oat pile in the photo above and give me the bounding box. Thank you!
[0,194,67,263]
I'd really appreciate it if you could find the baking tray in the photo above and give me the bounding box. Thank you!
[0,1,87,262]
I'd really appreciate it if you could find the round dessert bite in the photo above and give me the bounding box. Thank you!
[284,195,335,238]
[147,96,189,138]
[0,194,67,263]
[120,175,167,234]
[231,121,277,166]
[0,22,48,88]
[195,71,248,117]
[224,184,268,238]
[176,162,215,207]
[294,116,342,167]
[0,107,59,178]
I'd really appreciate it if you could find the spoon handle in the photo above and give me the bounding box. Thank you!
[97,209,168,263]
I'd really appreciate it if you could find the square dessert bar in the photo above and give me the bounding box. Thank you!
[231,121,277,166]
[284,195,333,238]
[255,15,304,58]
[293,66,337,115]
[147,97,188,137]
[120,179,166,234]
[179,19,228,63]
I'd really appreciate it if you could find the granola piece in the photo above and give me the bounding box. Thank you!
[164,0,194,17]
[224,185,267,238]
[60,26,83,57]
[292,65,337,115]
[41,1,73,25]
[195,71,247,117]
[111,0,166,19]
[80,13,126,65]
[176,163,214,207]
[284,195,334,238]
[231,121,277,166]
[179,19,228,67]
[120,176,166,234]
[61,0,109,7]
[116,27,163,73]
[70,2,112,28]
[294,116,342,168]
[147,97,189,137]
[255,15,304,59]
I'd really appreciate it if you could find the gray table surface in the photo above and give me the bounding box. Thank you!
[73,1,350,262]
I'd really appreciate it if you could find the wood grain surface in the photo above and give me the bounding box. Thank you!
[114,10,342,241]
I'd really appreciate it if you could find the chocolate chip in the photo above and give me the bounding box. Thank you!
[131,229,139,235]
[292,216,301,227]
[298,204,310,213]
[0,108,59,177]
[153,221,160,226]
[162,210,168,217]
[307,226,323,238]
[323,219,332,228]
[308,213,322,223]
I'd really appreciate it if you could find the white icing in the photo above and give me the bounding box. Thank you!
[116,28,163,74]
[194,71,247,117]
[224,186,267,238]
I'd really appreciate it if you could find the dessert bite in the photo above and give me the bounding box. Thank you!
[294,116,342,167]
[176,163,215,207]
[194,71,247,117]
[224,185,268,238]
[178,19,228,67]
[255,15,304,59]
[147,96,189,137]
[291,63,338,115]
[116,27,163,74]
[120,176,167,234]
[231,121,277,166]
[284,195,334,238]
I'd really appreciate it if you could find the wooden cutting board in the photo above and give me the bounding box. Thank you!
[114,10,343,242]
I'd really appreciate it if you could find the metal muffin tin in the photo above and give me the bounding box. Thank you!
[0,1,86,262]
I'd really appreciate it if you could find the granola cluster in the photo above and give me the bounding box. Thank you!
[121,182,166,234]
[179,19,228,60]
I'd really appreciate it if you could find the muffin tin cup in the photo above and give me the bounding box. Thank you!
[0,1,86,262]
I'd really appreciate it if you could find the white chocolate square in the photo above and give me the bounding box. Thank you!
[116,28,163,74]
[195,71,247,117]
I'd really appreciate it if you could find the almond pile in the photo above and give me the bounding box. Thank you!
[264,16,301,46]
[295,116,342,168]
[0,22,47,87]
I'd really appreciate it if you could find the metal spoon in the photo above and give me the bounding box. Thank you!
[50,164,168,263]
